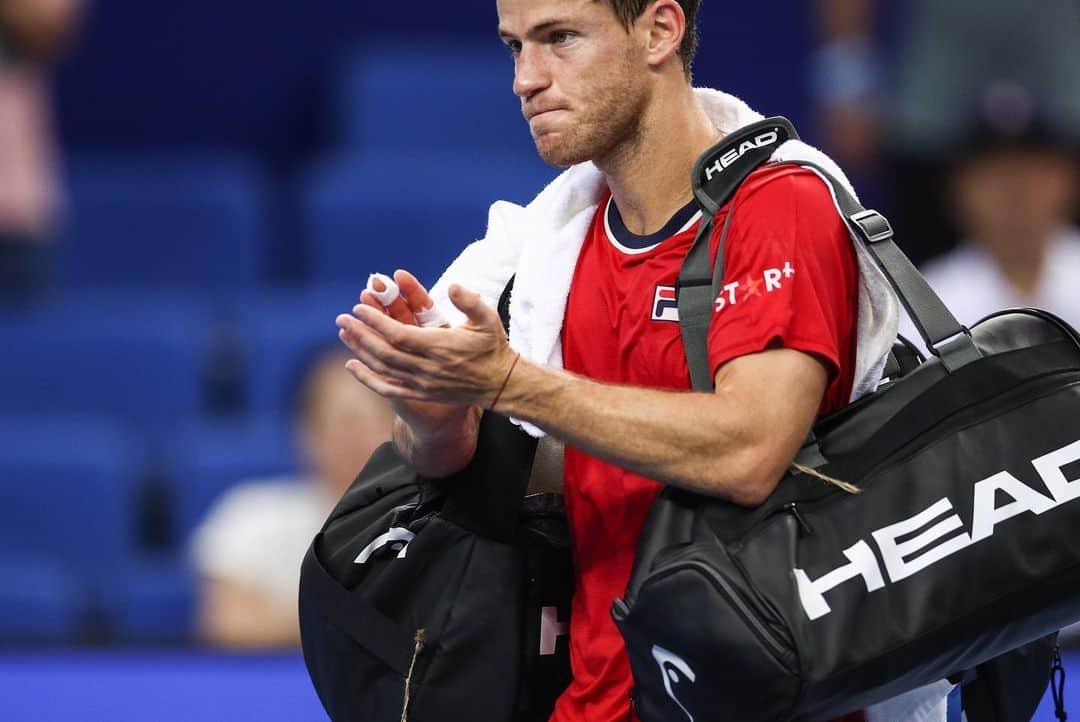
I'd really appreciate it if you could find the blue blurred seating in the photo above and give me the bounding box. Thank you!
[96,558,196,643]
[335,42,530,153]
[301,150,554,285]
[167,418,298,540]
[58,153,269,290]
[0,556,86,643]
[0,293,210,425]
[225,283,363,416]
[0,416,140,566]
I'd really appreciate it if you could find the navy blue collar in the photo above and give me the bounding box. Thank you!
[605,196,701,251]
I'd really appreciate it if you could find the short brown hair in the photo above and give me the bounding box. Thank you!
[603,0,701,76]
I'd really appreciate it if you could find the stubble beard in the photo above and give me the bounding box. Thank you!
[530,64,649,169]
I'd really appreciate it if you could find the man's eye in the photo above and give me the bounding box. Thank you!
[503,40,522,56]
[551,31,574,45]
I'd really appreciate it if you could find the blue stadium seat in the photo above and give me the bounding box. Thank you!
[301,150,554,285]
[0,556,86,643]
[0,292,210,425]
[96,558,196,643]
[167,418,298,540]
[335,42,532,153]
[0,416,141,566]
[58,153,269,290]
[224,283,359,417]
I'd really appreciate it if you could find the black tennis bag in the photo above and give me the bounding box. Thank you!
[612,119,1080,721]
[299,286,573,722]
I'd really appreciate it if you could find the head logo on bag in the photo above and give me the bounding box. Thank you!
[651,645,696,722]
[353,526,416,564]
[795,438,1080,620]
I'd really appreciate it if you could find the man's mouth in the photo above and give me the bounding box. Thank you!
[526,107,566,121]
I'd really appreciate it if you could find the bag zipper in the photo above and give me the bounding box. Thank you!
[645,557,796,675]
[784,502,813,535]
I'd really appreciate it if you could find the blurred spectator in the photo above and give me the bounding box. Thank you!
[0,0,83,295]
[900,85,1079,343]
[190,346,394,648]
[811,0,1080,266]
[811,0,882,179]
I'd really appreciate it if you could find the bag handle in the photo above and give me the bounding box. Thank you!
[678,117,982,394]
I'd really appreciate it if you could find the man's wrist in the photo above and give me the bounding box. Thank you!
[495,359,565,423]
[399,404,478,443]
[393,406,481,478]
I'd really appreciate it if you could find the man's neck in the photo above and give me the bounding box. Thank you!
[596,84,721,235]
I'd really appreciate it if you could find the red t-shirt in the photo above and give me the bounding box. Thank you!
[552,164,861,722]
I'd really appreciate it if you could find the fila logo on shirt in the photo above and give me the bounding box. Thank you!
[714,261,795,313]
[652,285,679,322]
[794,439,1080,621]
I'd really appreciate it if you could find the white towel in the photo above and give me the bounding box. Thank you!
[430,88,899,438]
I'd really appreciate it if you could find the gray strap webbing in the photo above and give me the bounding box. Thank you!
[678,116,802,392]
[677,218,713,391]
[678,154,981,387]
[678,208,736,391]
[791,160,982,373]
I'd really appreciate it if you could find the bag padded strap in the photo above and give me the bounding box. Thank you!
[680,121,982,383]
[679,117,799,392]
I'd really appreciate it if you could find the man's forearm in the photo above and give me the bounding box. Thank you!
[392,405,482,478]
[496,360,803,506]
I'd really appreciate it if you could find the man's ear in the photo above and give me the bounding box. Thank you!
[639,0,686,71]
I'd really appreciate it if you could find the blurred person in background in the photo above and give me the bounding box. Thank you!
[811,0,1080,266]
[190,346,394,648]
[915,85,1080,330]
[0,0,83,295]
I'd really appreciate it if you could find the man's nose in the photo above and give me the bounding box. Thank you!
[512,43,549,99]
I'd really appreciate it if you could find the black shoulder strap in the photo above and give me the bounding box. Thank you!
[678,117,800,391]
[678,118,981,393]
[439,274,538,542]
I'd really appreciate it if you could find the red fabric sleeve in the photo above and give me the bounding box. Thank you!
[706,166,859,407]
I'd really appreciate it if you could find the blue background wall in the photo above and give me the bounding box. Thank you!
[53,0,818,165]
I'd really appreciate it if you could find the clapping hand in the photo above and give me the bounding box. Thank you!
[337,270,517,431]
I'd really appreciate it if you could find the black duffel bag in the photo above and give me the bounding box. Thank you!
[612,120,1080,721]
[299,284,573,722]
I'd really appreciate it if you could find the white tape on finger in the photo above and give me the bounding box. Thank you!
[366,273,401,306]
[414,305,449,328]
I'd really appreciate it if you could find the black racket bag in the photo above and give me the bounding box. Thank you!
[612,120,1080,722]
[299,285,573,722]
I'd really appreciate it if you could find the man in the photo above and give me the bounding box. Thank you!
[191,347,394,648]
[336,1,917,719]
[0,0,84,294]
[917,85,1079,330]
[809,0,1080,266]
